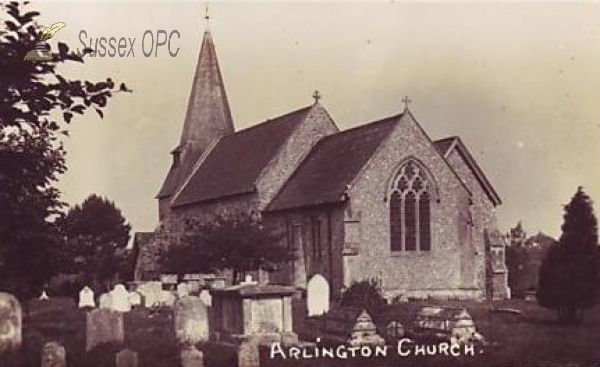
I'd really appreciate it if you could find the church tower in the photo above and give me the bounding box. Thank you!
[156,28,234,219]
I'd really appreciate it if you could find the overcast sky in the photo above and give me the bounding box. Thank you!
[27,1,600,239]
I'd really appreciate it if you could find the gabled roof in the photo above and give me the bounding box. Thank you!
[171,106,312,207]
[267,114,400,212]
[432,136,456,157]
[434,136,502,206]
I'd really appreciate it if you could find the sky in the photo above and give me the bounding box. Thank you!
[23,1,600,239]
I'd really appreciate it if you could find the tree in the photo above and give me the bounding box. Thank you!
[0,2,129,298]
[537,187,600,323]
[161,213,294,284]
[57,195,131,292]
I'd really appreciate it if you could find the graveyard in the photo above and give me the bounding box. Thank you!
[1,279,600,367]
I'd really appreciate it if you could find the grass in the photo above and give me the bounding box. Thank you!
[9,297,600,367]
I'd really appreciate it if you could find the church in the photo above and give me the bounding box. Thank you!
[134,26,509,300]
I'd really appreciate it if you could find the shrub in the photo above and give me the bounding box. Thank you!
[340,278,387,318]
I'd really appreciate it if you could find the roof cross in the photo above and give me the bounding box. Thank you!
[313,90,321,104]
[204,3,210,24]
[402,95,412,109]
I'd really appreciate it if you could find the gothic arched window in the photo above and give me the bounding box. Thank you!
[389,161,432,252]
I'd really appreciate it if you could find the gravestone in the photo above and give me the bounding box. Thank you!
[175,296,209,344]
[111,284,131,312]
[159,291,177,308]
[79,286,95,308]
[41,341,66,367]
[116,348,138,367]
[177,283,190,298]
[86,308,125,351]
[199,289,212,307]
[181,345,204,367]
[0,292,22,353]
[99,293,112,309]
[307,274,330,316]
[128,292,142,308]
[138,281,162,307]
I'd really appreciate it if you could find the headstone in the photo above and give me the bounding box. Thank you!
[116,348,138,367]
[0,293,22,353]
[180,345,204,367]
[198,289,212,307]
[177,283,190,298]
[86,308,125,351]
[138,281,162,307]
[159,291,176,308]
[111,284,131,312]
[175,296,209,344]
[39,291,49,300]
[41,341,66,367]
[99,293,112,309]
[128,292,142,308]
[79,286,95,308]
[240,275,257,285]
[307,274,330,316]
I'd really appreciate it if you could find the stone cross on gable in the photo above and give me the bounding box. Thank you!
[312,90,321,103]
[402,95,412,109]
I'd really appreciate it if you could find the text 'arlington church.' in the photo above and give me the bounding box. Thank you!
[134,25,510,300]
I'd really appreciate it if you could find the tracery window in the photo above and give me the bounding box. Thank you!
[389,161,432,252]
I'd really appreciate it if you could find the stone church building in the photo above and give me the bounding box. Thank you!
[135,27,509,300]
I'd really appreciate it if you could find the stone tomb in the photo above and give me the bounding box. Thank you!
[0,292,22,353]
[210,284,297,344]
[313,307,384,346]
[410,306,477,344]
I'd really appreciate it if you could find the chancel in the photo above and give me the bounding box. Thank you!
[134,19,509,301]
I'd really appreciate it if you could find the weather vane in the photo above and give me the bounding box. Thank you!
[24,22,66,61]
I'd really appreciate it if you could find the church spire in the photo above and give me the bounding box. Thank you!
[179,27,234,150]
[156,23,234,211]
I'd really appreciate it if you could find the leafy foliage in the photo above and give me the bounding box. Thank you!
[0,2,129,299]
[537,187,600,323]
[161,212,293,284]
[340,278,388,318]
[57,195,131,292]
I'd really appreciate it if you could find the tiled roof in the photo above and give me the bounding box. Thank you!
[267,114,400,211]
[171,106,312,207]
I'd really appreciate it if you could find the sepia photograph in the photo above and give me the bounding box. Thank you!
[1,1,599,366]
